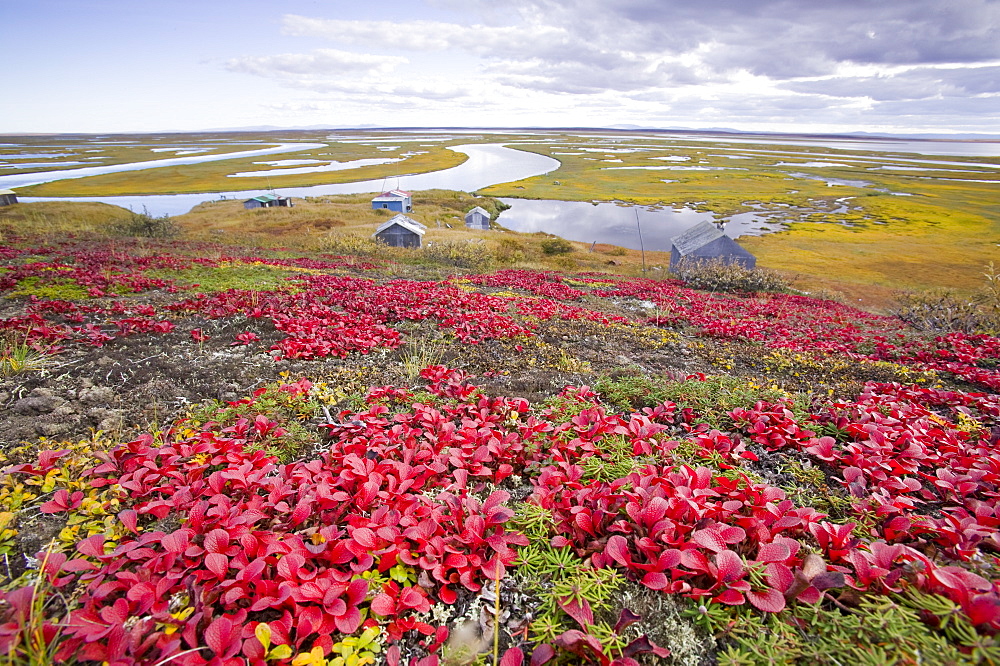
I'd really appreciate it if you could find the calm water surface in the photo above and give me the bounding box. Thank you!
[496,199,779,252]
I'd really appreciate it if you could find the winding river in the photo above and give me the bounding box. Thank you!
[0,143,328,190]
[9,144,561,217]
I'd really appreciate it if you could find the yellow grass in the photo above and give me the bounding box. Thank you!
[0,201,133,236]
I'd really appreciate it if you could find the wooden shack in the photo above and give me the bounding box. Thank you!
[372,214,426,249]
[669,221,756,271]
[243,194,293,210]
[371,190,412,213]
[464,206,491,230]
[0,189,18,206]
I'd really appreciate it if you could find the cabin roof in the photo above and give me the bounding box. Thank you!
[374,214,426,236]
[671,221,727,256]
[246,194,280,203]
[372,189,411,201]
[466,206,490,217]
[0,189,16,196]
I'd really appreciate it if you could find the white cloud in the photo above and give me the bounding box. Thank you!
[280,15,566,55]
[226,48,407,79]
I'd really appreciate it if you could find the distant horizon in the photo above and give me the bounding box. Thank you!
[4,125,1000,142]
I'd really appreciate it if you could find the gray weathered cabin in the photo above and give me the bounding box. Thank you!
[243,194,293,210]
[373,214,427,249]
[464,206,491,230]
[669,221,756,271]
[0,189,18,206]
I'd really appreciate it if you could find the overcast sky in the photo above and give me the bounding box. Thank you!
[3,0,999,135]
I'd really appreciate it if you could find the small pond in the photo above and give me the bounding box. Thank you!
[495,199,782,252]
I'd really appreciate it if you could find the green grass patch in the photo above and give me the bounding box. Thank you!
[9,276,90,301]
[594,371,791,425]
[146,262,300,293]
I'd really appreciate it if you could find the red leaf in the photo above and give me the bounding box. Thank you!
[276,553,305,580]
[613,608,642,634]
[400,587,430,613]
[371,592,396,617]
[205,616,237,657]
[500,648,524,666]
[573,512,594,535]
[290,501,311,527]
[641,572,669,590]
[118,510,138,533]
[715,550,744,583]
[335,606,362,634]
[967,594,1000,627]
[639,497,667,525]
[76,534,106,558]
[623,635,671,659]
[715,588,745,605]
[557,595,594,628]
[352,527,377,550]
[205,553,228,578]
[530,644,556,666]
[692,528,727,553]
[605,535,632,568]
[748,588,786,613]
[204,529,230,554]
[438,585,457,604]
[757,541,791,563]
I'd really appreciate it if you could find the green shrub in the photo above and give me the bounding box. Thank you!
[494,238,527,264]
[895,263,1000,335]
[673,257,789,293]
[541,237,574,255]
[315,233,387,258]
[111,208,179,239]
[421,240,493,269]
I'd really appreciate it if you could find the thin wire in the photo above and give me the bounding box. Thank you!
[635,208,646,273]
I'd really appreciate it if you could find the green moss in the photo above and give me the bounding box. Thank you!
[698,591,1000,665]
[10,276,90,301]
[145,262,298,293]
[594,372,789,426]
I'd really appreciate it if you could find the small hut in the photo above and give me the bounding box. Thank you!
[669,221,756,271]
[0,189,18,206]
[371,190,412,213]
[464,206,491,230]
[373,214,426,249]
[243,194,293,210]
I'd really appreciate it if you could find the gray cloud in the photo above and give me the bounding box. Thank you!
[226,1,1000,131]
[460,0,1000,78]
[782,65,1000,101]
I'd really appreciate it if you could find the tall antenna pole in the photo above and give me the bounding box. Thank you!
[635,208,646,274]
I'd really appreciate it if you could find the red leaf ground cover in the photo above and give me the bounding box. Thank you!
[2,238,1000,663]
